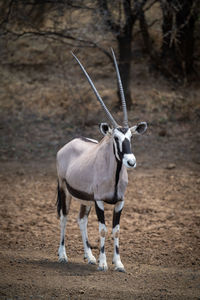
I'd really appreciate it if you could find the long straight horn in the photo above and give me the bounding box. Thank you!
[72,52,118,128]
[111,48,128,128]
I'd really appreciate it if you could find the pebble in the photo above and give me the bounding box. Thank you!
[166,163,176,170]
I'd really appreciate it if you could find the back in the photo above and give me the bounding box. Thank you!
[56,137,98,180]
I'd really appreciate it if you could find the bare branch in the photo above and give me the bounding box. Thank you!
[97,0,120,34]
[144,0,158,12]
[0,0,15,28]
[1,27,113,62]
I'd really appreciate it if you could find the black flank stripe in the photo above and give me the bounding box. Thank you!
[65,179,94,201]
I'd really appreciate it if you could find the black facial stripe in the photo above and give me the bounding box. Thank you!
[122,138,132,154]
[114,137,132,162]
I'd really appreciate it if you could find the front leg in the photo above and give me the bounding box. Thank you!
[112,200,125,272]
[95,201,108,271]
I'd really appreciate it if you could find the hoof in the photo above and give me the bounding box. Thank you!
[58,256,68,263]
[98,265,108,271]
[115,266,126,273]
[88,259,96,265]
[84,255,96,265]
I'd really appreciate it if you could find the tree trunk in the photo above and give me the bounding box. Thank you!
[161,1,175,59]
[117,34,132,109]
[160,0,197,79]
[139,9,152,55]
[175,0,196,76]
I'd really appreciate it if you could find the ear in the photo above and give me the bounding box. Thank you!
[99,123,112,136]
[130,122,147,135]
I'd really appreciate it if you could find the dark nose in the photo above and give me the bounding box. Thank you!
[127,160,136,168]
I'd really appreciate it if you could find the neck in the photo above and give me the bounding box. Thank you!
[98,135,124,204]
[113,158,122,202]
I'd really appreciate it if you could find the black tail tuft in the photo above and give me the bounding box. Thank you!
[56,182,62,217]
[56,181,66,217]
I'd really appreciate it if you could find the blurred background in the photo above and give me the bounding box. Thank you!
[0,0,200,161]
[0,1,200,299]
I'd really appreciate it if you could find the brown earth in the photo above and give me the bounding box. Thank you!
[0,106,200,299]
[0,32,200,299]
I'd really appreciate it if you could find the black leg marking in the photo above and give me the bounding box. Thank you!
[115,245,119,255]
[86,239,91,249]
[79,204,91,219]
[61,238,65,246]
[100,246,105,253]
[79,205,86,219]
[113,209,122,229]
[95,202,105,224]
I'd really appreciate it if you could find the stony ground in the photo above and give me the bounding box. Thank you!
[0,109,200,299]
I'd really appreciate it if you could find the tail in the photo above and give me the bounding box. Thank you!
[56,181,62,218]
[56,180,67,217]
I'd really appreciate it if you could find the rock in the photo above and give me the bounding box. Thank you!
[159,129,167,137]
[166,163,176,170]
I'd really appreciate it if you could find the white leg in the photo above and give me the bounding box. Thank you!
[58,213,68,262]
[57,183,71,263]
[78,205,96,265]
[98,222,108,271]
[95,201,108,271]
[112,201,125,272]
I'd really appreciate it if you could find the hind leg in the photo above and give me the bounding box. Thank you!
[57,183,71,262]
[78,204,96,265]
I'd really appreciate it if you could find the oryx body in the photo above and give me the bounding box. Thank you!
[56,49,147,272]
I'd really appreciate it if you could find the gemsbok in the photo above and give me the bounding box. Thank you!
[56,49,147,272]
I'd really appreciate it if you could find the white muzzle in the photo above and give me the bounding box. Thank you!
[123,154,136,169]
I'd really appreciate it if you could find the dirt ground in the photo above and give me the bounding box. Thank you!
[0,105,200,299]
[0,1,200,296]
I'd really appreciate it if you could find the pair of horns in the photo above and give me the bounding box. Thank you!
[72,48,128,128]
